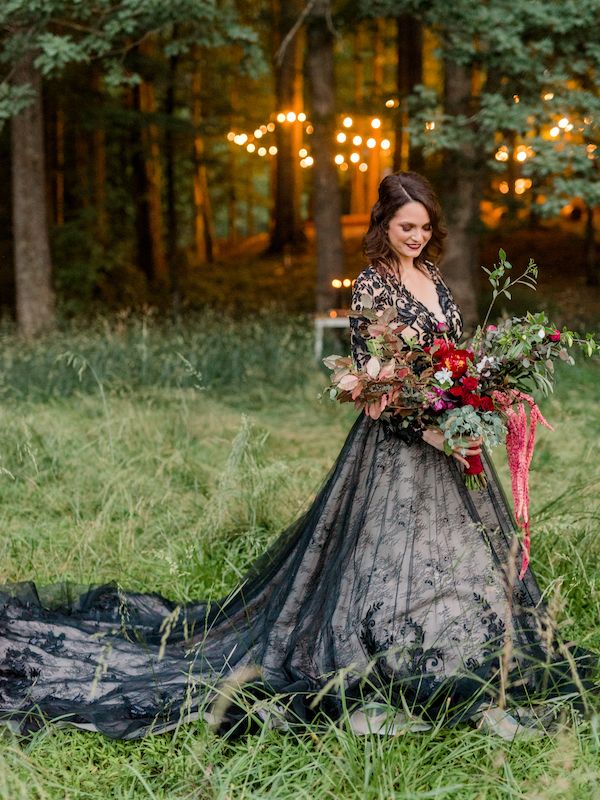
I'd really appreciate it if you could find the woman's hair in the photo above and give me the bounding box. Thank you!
[363,171,447,271]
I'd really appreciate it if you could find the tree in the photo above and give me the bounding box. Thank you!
[10,53,55,337]
[306,0,345,311]
[1,0,263,332]
[268,0,306,254]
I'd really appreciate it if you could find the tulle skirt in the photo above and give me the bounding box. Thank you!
[0,413,596,739]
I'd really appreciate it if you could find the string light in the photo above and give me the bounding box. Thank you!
[342,279,352,287]
[371,117,381,129]
[299,148,308,157]
[305,125,314,134]
[227,132,235,141]
[267,122,275,132]
[425,121,435,130]
[352,135,362,146]
[258,147,267,156]
[340,163,348,171]
[336,132,347,143]
[366,137,376,148]
[276,112,286,123]
[499,181,509,194]
[359,163,368,172]
[298,112,307,122]
[516,150,527,162]
[268,145,278,155]
[334,154,345,165]
[381,139,391,150]
[350,152,360,163]
[246,143,256,153]
[558,117,569,128]
[304,156,314,166]
[343,116,353,128]
[286,111,296,122]
[331,279,342,288]
[543,92,554,100]
[495,146,509,162]
[385,98,396,108]
[550,126,560,137]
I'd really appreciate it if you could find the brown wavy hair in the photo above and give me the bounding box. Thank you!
[363,171,447,273]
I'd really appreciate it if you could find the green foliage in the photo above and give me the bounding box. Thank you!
[0,0,265,119]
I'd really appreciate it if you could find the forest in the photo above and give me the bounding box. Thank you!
[1,0,599,335]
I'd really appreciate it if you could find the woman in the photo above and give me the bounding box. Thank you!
[0,172,595,740]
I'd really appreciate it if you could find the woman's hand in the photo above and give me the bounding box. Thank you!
[421,427,483,468]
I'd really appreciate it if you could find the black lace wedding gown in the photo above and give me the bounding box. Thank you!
[0,262,596,740]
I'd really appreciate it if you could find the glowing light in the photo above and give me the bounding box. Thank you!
[299,148,308,157]
[516,150,527,162]
[425,121,435,130]
[329,310,338,318]
[543,92,554,100]
[227,132,235,141]
[334,154,345,165]
[254,129,263,138]
[340,162,349,171]
[260,125,268,133]
[298,112,307,122]
[381,139,391,150]
[513,94,520,103]
[558,117,569,128]
[336,132,347,143]
[549,126,560,137]
[385,98,396,108]
[304,156,314,166]
[258,147,267,157]
[267,122,276,132]
[499,181,509,194]
[515,178,528,194]
[342,279,352,287]
[587,144,597,153]
[352,135,362,146]
[276,112,286,123]
[331,279,343,288]
[306,125,314,134]
[233,134,244,145]
[565,123,574,131]
[268,146,278,155]
[371,117,381,129]
[366,137,377,149]
[350,152,360,163]
[343,116,353,128]
[358,163,368,172]
[495,147,509,162]
[246,143,256,153]
[286,111,296,122]
[584,116,593,124]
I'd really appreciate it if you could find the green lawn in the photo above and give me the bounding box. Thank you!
[1,318,599,799]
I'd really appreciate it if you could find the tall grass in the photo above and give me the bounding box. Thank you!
[0,314,599,798]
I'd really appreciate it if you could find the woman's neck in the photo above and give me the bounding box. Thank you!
[387,254,418,280]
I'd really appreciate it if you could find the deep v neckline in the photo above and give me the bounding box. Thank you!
[385,265,448,326]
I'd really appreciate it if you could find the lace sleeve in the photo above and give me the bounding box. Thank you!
[349,268,393,369]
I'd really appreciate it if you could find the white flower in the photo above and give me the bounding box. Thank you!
[537,328,546,339]
[476,356,497,374]
[434,367,453,385]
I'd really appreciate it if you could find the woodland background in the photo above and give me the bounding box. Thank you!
[2,0,600,336]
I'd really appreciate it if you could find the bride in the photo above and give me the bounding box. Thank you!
[0,171,595,741]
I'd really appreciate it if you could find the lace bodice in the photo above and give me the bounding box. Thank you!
[350,261,463,369]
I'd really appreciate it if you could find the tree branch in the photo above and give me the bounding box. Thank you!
[275,0,319,67]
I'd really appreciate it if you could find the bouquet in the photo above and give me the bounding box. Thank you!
[323,250,599,577]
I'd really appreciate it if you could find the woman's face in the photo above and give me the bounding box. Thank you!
[387,201,432,261]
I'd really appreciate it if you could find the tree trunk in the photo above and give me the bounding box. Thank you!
[394,15,424,174]
[191,47,215,264]
[132,41,167,287]
[91,70,108,243]
[11,54,55,336]
[267,0,306,253]
[306,0,345,312]
[165,51,179,308]
[440,59,479,328]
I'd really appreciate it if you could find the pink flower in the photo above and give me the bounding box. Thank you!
[549,329,561,342]
[486,325,497,332]
[436,321,449,332]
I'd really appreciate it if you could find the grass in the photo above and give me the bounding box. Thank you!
[0,315,599,799]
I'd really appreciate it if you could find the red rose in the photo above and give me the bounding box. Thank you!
[463,393,481,408]
[448,385,466,397]
[479,396,495,412]
[461,376,479,391]
[549,329,561,342]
